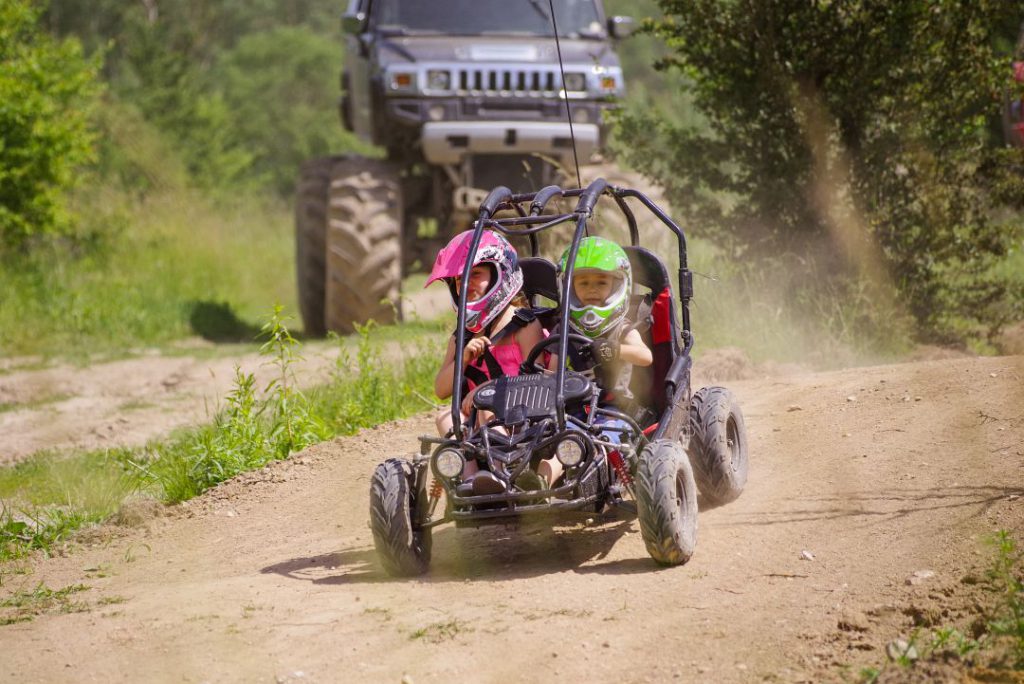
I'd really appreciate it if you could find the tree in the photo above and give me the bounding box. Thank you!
[211,26,371,196]
[617,0,1024,343]
[0,0,100,249]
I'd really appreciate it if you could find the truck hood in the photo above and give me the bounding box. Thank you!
[377,36,620,69]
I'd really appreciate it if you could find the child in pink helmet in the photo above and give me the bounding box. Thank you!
[427,231,544,481]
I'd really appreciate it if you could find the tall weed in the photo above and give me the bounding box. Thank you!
[312,322,442,435]
[1,313,444,557]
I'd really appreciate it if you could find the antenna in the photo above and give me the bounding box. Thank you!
[547,0,583,191]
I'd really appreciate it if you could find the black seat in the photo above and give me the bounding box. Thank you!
[622,246,677,419]
[520,257,560,331]
[520,257,559,302]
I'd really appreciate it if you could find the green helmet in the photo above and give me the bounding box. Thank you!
[559,236,632,338]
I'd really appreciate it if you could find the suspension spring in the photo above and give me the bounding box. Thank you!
[608,449,633,490]
[428,478,443,516]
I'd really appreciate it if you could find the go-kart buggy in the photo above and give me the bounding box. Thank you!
[369,178,749,576]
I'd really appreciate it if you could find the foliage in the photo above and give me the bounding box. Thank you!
[313,322,442,435]
[143,309,329,503]
[210,26,373,196]
[985,529,1024,665]
[618,0,1024,344]
[42,0,363,198]
[138,312,439,503]
[0,0,101,249]
[0,190,294,359]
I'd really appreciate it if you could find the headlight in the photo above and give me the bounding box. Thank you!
[389,71,416,92]
[555,438,585,467]
[427,69,450,91]
[434,448,465,479]
[562,72,586,92]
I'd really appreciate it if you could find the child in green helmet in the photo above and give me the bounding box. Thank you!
[519,236,652,492]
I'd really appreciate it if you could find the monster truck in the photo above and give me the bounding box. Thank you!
[295,0,633,335]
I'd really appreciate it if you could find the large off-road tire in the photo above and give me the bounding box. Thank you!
[634,439,698,566]
[688,386,749,506]
[369,458,431,577]
[294,157,334,337]
[325,157,403,334]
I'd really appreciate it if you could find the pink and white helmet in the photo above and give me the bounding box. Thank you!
[425,229,524,333]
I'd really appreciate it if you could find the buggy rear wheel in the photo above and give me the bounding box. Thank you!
[634,439,698,566]
[688,386,748,506]
[369,458,432,576]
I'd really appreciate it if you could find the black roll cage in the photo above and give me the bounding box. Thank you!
[449,177,695,440]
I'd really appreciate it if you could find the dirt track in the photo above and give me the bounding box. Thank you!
[2,353,1022,683]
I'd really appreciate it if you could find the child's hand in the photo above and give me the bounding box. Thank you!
[590,338,619,365]
[462,336,490,365]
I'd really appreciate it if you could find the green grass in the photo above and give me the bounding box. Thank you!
[0,187,296,361]
[0,583,91,625]
[0,313,444,561]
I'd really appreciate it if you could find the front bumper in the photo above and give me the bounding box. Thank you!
[421,120,599,164]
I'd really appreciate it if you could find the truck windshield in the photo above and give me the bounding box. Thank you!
[372,0,603,38]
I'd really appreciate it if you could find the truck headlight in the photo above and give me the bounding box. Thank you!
[427,69,450,91]
[434,448,465,479]
[562,72,586,92]
[389,71,417,92]
[555,437,585,467]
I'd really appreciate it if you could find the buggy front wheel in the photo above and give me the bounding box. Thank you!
[634,439,698,566]
[369,458,432,576]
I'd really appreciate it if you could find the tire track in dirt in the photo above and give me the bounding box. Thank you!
[2,355,1022,683]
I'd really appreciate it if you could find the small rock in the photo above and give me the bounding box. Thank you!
[902,395,911,402]
[989,372,998,378]
[401,675,414,684]
[906,569,935,586]
[800,550,815,561]
[772,427,782,432]
[914,396,922,402]
[736,664,747,671]
[602,641,610,648]
[886,638,918,662]
[786,404,803,412]
[585,517,594,526]
[697,666,709,674]
[842,432,851,438]
[846,395,857,402]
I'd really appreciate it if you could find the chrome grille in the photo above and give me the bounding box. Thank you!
[456,68,564,96]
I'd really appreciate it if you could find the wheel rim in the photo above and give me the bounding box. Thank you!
[726,415,740,473]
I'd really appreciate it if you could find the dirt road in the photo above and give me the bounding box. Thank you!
[2,354,1022,683]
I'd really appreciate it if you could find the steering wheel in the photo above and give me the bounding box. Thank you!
[522,332,593,373]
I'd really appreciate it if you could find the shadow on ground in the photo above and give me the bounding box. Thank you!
[260,508,678,585]
[188,300,261,342]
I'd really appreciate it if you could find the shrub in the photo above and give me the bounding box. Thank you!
[618,1,1024,345]
[0,0,101,250]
